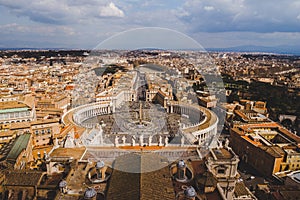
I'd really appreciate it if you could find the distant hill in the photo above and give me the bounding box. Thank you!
[207,45,300,55]
[1,45,300,56]
[0,47,70,51]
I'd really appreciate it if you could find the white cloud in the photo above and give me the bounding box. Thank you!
[178,0,300,33]
[0,0,300,49]
[204,6,215,11]
[0,23,76,36]
[99,2,125,18]
[0,0,125,24]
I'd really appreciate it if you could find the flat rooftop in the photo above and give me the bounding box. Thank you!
[0,101,29,110]
[211,148,234,160]
[50,147,86,160]
[0,101,30,113]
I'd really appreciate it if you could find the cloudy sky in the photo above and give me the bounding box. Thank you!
[0,0,300,49]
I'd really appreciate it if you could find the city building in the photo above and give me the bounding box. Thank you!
[3,171,45,200]
[0,49,298,200]
[0,100,36,124]
[40,144,249,200]
[5,133,33,169]
[36,94,70,112]
[230,122,300,176]
[285,170,300,187]
[198,95,217,108]
[206,147,240,200]
[31,119,60,146]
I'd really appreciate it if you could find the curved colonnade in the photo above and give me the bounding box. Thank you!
[62,101,218,146]
[171,103,218,145]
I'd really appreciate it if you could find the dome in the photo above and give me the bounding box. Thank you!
[59,180,67,188]
[96,161,105,169]
[177,160,186,168]
[84,187,97,199]
[184,186,196,198]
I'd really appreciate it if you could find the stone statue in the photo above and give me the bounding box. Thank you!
[37,151,41,158]
[140,134,144,146]
[148,135,152,146]
[115,136,119,147]
[139,101,143,124]
[165,136,168,146]
[217,140,223,149]
[159,135,163,146]
[132,136,136,146]
[54,137,59,147]
[225,138,230,148]
[64,133,75,148]
[43,151,50,161]
[181,136,185,146]
[122,136,126,145]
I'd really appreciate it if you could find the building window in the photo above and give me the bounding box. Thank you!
[218,168,225,174]
[35,130,39,135]
[47,129,51,133]
[41,130,45,134]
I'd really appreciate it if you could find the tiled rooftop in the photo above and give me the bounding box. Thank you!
[5,170,44,186]
[234,182,251,197]
[6,133,31,161]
